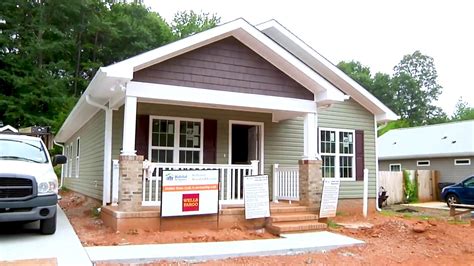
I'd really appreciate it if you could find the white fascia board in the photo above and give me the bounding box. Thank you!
[379,152,474,160]
[232,25,344,97]
[55,68,122,143]
[126,81,317,114]
[102,20,245,76]
[257,20,399,122]
[102,19,345,104]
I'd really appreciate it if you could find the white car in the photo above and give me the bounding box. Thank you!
[0,134,66,234]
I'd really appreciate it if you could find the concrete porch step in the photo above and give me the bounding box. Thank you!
[266,221,328,235]
[269,212,319,223]
[270,205,316,214]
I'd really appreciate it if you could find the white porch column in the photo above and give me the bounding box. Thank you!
[121,96,137,155]
[303,112,318,160]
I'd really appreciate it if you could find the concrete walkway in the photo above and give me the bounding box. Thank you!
[86,231,364,264]
[0,207,92,266]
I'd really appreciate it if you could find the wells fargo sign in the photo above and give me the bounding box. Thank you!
[161,170,219,217]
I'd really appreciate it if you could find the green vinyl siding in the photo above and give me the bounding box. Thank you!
[112,107,124,160]
[63,110,105,200]
[111,99,376,200]
[131,103,304,195]
[319,98,377,198]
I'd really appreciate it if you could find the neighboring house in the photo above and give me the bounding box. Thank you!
[378,120,474,183]
[0,125,18,133]
[55,19,397,209]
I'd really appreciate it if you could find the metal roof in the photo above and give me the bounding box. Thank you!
[378,120,474,160]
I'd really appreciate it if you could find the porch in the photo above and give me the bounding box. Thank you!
[137,162,299,206]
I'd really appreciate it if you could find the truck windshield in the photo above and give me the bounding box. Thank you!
[0,138,48,163]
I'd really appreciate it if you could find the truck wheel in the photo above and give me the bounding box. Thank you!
[40,211,57,235]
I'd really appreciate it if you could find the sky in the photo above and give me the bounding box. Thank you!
[145,0,474,116]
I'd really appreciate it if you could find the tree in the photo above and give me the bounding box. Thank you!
[0,0,220,132]
[392,51,444,125]
[452,98,474,121]
[338,51,446,128]
[171,10,220,40]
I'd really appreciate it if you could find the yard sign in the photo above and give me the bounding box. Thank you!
[161,170,219,217]
[244,175,270,219]
[319,179,341,218]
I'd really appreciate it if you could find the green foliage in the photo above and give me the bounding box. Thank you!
[0,1,219,133]
[338,51,447,131]
[378,119,411,136]
[403,170,418,203]
[171,10,220,40]
[451,98,474,121]
[327,219,341,229]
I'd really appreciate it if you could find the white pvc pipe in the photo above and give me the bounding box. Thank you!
[363,168,369,218]
[85,94,113,206]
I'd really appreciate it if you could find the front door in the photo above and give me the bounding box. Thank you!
[230,122,263,173]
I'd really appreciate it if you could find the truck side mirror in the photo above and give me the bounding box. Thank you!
[52,155,67,166]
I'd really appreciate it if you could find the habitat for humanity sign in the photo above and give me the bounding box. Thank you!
[161,170,219,217]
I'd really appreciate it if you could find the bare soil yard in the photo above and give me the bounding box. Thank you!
[60,190,474,265]
[59,190,274,246]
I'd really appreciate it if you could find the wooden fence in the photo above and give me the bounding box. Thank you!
[379,170,440,205]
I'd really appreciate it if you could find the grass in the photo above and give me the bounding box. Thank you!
[327,219,341,229]
[91,207,101,218]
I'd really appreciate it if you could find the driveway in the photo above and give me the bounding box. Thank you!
[0,207,91,266]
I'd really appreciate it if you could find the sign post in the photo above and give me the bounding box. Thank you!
[244,175,270,219]
[319,179,341,218]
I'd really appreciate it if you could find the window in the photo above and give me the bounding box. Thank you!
[390,164,401,172]
[464,177,474,188]
[454,158,471,166]
[149,117,203,164]
[417,160,430,167]
[319,128,355,180]
[75,138,80,178]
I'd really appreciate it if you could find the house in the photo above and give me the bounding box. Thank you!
[55,19,397,230]
[378,120,474,183]
[0,125,18,133]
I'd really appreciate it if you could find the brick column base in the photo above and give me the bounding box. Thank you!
[299,159,323,209]
[118,155,144,211]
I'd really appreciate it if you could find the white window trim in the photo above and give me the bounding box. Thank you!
[454,158,471,166]
[417,160,430,167]
[68,143,73,177]
[75,137,80,178]
[148,116,204,164]
[62,145,68,179]
[319,127,356,181]
[228,120,265,174]
[389,163,401,172]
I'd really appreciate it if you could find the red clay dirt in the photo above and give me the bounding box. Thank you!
[59,190,275,247]
[60,190,474,265]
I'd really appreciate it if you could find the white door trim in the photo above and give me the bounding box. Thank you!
[228,120,264,174]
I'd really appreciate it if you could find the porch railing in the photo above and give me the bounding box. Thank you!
[142,161,259,206]
[272,164,299,202]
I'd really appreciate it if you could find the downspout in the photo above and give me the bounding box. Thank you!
[375,118,381,212]
[85,95,113,206]
[53,140,65,188]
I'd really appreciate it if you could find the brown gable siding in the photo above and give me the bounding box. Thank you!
[133,37,314,100]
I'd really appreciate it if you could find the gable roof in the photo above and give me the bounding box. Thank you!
[56,18,397,143]
[0,125,18,133]
[378,120,474,160]
[257,20,399,122]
